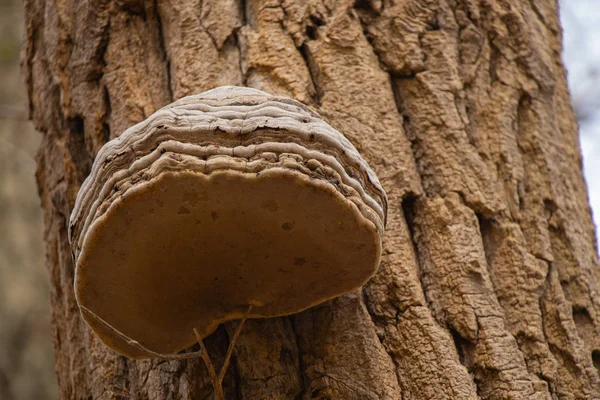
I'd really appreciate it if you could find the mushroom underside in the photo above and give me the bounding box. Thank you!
[75,169,380,358]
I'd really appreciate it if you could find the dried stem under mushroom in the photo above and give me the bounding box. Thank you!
[79,303,252,368]
[194,304,253,400]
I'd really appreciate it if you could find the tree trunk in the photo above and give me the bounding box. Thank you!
[23,0,600,398]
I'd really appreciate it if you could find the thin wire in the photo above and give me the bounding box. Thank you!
[79,306,205,360]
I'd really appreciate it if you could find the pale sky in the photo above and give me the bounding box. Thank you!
[560,0,600,246]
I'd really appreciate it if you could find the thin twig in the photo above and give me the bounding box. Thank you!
[218,304,253,384]
[81,303,253,400]
[194,304,253,399]
[194,328,224,400]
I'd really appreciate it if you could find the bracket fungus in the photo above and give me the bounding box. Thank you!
[69,86,387,394]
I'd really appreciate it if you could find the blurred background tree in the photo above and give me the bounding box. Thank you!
[0,0,56,399]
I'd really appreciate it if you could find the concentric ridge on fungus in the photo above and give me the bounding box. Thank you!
[69,86,388,359]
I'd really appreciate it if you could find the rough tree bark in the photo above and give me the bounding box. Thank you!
[23,0,600,398]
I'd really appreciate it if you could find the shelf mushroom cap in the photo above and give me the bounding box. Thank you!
[69,86,388,359]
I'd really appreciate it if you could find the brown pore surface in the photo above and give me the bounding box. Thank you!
[76,169,380,358]
[24,0,600,398]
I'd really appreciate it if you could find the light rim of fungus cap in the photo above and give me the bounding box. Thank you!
[69,86,388,359]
